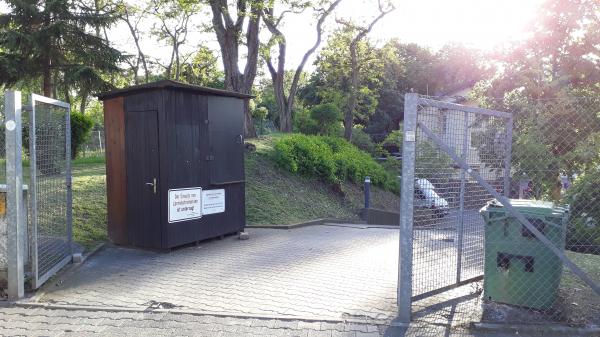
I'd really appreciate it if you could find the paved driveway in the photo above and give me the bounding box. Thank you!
[12,224,554,336]
[35,225,400,322]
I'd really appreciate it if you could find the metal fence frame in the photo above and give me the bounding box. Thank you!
[29,93,72,289]
[4,91,25,300]
[397,93,600,323]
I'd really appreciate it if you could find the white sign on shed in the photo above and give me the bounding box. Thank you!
[202,189,225,215]
[168,187,202,223]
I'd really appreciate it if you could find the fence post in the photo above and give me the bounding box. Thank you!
[504,114,513,197]
[397,93,418,323]
[455,111,469,283]
[66,105,73,253]
[5,91,24,300]
[364,176,371,209]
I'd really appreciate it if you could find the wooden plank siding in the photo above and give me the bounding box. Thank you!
[101,82,246,249]
[103,97,127,245]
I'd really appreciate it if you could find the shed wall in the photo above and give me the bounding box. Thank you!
[104,97,127,245]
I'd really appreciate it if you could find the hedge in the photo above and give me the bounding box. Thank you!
[273,134,399,193]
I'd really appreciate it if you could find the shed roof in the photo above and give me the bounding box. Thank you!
[97,80,253,100]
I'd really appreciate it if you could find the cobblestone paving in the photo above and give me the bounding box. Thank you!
[0,306,386,337]
[35,226,400,321]
[0,305,530,337]
[4,225,578,336]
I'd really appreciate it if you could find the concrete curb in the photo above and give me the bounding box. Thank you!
[14,301,389,326]
[247,218,365,230]
[321,223,399,230]
[471,322,600,336]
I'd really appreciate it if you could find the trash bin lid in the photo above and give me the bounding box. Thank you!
[484,199,568,218]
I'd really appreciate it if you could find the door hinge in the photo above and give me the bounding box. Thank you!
[206,155,214,161]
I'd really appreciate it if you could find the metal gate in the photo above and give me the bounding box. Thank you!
[397,93,600,323]
[28,94,72,289]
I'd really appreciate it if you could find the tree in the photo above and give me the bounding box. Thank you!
[208,0,263,138]
[433,43,489,95]
[469,0,600,200]
[180,46,224,87]
[364,41,437,138]
[479,0,600,100]
[261,0,342,132]
[115,0,151,84]
[336,0,395,140]
[303,28,384,135]
[150,0,199,81]
[0,0,123,98]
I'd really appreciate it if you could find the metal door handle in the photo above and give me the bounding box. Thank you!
[145,178,157,194]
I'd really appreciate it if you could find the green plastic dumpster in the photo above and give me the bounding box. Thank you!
[480,199,569,310]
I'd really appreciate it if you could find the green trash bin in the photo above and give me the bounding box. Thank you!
[480,199,569,310]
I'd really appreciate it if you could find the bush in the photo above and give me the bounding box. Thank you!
[71,112,94,159]
[565,169,600,254]
[309,103,341,135]
[273,134,399,193]
[293,109,319,135]
[346,128,378,156]
[273,134,337,183]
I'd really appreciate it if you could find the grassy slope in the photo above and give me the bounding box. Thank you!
[245,135,399,226]
[72,161,107,249]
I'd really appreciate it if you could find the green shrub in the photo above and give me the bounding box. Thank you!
[382,129,403,149]
[309,103,341,135]
[565,169,600,254]
[273,134,399,193]
[293,109,319,135]
[273,134,337,182]
[345,128,377,155]
[252,106,268,120]
[71,112,94,159]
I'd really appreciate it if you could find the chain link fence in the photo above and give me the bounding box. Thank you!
[411,101,509,300]
[79,127,105,158]
[29,96,72,289]
[399,93,600,328]
[481,96,600,325]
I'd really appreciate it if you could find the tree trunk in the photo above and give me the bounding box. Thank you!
[262,0,342,134]
[344,43,359,141]
[42,56,52,97]
[209,0,260,138]
[80,93,88,114]
[243,98,256,138]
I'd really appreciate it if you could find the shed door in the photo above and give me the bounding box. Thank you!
[208,96,244,184]
[126,110,161,247]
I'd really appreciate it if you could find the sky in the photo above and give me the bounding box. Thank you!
[277,0,546,67]
[1,0,547,73]
[139,0,546,73]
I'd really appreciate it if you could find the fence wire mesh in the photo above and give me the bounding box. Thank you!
[30,100,71,281]
[80,127,104,158]
[407,95,600,328]
[411,102,509,298]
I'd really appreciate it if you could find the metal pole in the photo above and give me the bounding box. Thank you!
[66,106,72,254]
[5,91,24,300]
[397,93,418,323]
[503,115,513,197]
[364,176,371,209]
[456,110,469,283]
[29,95,39,289]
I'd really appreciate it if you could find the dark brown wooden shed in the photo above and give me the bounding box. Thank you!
[98,80,250,249]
